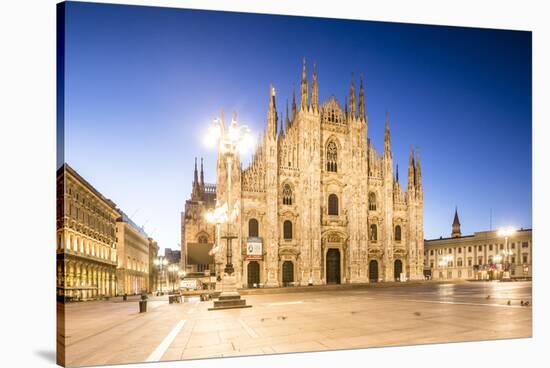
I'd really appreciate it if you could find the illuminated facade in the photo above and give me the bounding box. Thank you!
[182,60,425,287]
[56,164,119,301]
[116,211,150,295]
[424,209,532,280]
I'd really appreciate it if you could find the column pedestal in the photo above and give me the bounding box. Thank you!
[209,275,251,310]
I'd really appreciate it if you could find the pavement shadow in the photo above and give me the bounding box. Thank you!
[34,349,56,363]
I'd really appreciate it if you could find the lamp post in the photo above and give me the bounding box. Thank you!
[497,227,515,280]
[168,264,179,292]
[153,256,168,294]
[204,113,253,310]
[205,203,229,289]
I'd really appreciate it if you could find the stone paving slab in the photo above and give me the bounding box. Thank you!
[59,281,532,367]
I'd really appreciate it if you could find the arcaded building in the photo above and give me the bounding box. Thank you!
[183,60,425,288]
[56,164,119,300]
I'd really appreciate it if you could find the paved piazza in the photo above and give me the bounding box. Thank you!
[61,281,532,367]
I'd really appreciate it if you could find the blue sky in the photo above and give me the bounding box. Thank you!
[61,2,532,252]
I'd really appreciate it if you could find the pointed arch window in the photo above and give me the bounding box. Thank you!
[198,235,208,244]
[283,220,293,240]
[328,194,339,216]
[369,192,377,211]
[282,184,293,205]
[395,225,402,241]
[248,218,259,237]
[326,141,338,172]
[370,224,378,241]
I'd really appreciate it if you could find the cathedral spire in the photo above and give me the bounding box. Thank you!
[358,74,365,121]
[200,157,204,192]
[192,157,200,200]
[291,86,297,121]
[384,111,391,156]
[268,84,277,139]
[452,207,461,237]
[193,157,198,185]
[395,163,399,183]
[344,96,348,117]
[300,58,308,110]
[415,147,423,194]
[286,98,290,131]
[311,61,319,111]
[349,73,356,118]
[279,110,284,138]
[408,146,416,192]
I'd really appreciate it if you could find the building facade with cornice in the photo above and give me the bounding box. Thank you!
[182,60,425,288]
[116,211,151,295]
[424,209,532,280]
[56,164,119,301]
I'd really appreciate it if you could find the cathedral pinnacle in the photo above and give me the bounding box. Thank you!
[415,147,423,193]
[192,157,200,200]
[358,74,365,121]
[344,96,348,116]
[384,111,391,155]
[311,61,319,111]
[301,58,308,110]
[268,83,277,139]
[408,145,416,191]
[395,163,399,183]
[291,87,297,121]
[194,157,198,183]
[200,157,204,192]
[349,73,356,118]
[286,99,290,130]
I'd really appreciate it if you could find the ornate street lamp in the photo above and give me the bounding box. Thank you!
[497,227,516,279]
[168,264,179,292]
[205,203,229,286]
[204,112,253,310]
[153,256,168,293]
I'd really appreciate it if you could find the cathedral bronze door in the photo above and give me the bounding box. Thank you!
[326,249,341,284]
[394,259,403,281]
[369,260,378,282]
[247,261,260,287]
[282,261,294,286]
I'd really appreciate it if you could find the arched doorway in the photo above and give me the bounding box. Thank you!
[282,261,294,286]
[326,249,341,284]
[369,260,378,282]
[247,261,260,287]
[394,259,403,281]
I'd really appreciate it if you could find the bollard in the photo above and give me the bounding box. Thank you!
[139,300,147,313]
[123,294,127,301]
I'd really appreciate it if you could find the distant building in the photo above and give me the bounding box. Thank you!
[424,209,532,280]
[165,248,181,264]
[181,157,217,274]
[115,211,151,295]
[56,164,119,301]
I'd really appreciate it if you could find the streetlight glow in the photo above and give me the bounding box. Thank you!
[497,227,515,237]
[204,110,252,309]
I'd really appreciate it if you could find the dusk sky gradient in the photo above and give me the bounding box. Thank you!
[61,2,532,254]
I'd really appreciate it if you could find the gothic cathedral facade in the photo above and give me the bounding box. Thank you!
[184,60,424,287]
